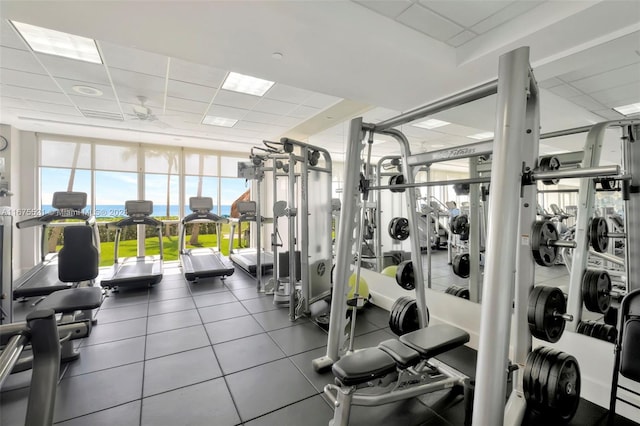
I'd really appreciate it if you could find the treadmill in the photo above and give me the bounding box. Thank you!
[13,191,99,300]
[179,197,234,282]
[100,200,164,289]
[228,201,274,275]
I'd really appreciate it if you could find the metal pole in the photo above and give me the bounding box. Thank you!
[256,175,263,291]
[376,80,498,131]
[532,165,619,181]
[0,213,12,324]
[624,124,640,292]
[381,129,428,328]
[469,158,481,303]
[0,333,27,387]
[473,46,532,426]
[313,117,365,372]
[288,151,297,321]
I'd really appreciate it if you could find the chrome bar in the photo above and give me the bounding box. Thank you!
[0,333,27,388]
[351,377,462,406]
[532,165,620,181]
[368,176,491,191]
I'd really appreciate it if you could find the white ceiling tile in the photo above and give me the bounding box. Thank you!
[303,92,342,109]
[0,46,46,74]
[273,116,302,127]
[206,104,248,120]
[0,96,30,109]
[589,82,640,106]
[567,95,606,111]
[447,30,476,47]
[570,63,640,94]
[396,4,463,41]
[548,84,583,98]
[0,84,68,104]
[538,77,563,89]
[353,0,413,19]
[593,109,625,120]
[252,98,297,115]
[109,68,166,104]
[167,96,211,115]
[243,110,283,125]
[362,107,401,122]
[0,21,29,50]
[69,95,122,113]
[99,41,168,77]
[560,56,640,83]
[26,100,81,116]
[233,121,270,132]
[167,79,217,103]
[0,68,58,91]
[169,58,227,88]
[288,105,320,119]
[471,1,543,34]
[37,53,110,85]
[264,84,314,104]
[420,1,511,28]
[212,89,260,110]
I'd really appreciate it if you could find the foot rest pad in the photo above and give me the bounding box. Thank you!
[399,324,469,359]
[38,287,103,314]
[378,339,420,369]
[332,348,396,386]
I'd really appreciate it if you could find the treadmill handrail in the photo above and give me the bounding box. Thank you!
[182,212,228,224]
[16,211,91,229]
[108,216,164,228]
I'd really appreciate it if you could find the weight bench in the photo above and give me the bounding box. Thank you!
[324,324,472,426]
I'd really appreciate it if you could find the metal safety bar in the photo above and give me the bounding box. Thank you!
[0,333,28,388]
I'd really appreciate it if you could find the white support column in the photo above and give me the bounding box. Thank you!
[473,46,533,426]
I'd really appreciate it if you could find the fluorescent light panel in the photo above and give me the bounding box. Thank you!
[467,131,494,140]
[11,21,102,64]
[222,72,274,96]
[202,116,238,127]
[613,102,640,116]
[412,119,450,129]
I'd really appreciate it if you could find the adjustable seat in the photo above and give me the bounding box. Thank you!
[378,339,420,369]
[332,348,397,386]
[38,287,102,314]
[399,324,470,359]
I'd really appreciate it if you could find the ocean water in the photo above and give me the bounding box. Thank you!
[42,204,232,218]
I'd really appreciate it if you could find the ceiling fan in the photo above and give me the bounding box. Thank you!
[127,96,169,128]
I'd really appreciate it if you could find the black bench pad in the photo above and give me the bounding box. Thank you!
[332,347,396,386]
[399,324,469,359]
[378,339,420,369]
[38,287,103,313]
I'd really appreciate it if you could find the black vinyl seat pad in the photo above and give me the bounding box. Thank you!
[378,339,421,369]
[38,287,103,314]
[332,347,397,386]
[399,324,470,359]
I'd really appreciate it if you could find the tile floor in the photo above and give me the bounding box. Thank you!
[0,250,636,426]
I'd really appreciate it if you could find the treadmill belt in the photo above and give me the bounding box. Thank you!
[230,250,274,275]
[100,256,163,287]
[182,249,234,281]
[13,262,72,299]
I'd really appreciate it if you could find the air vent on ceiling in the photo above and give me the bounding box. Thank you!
[80,109,124,121]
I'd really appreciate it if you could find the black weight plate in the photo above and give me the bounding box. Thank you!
[528,286,545,329]
[602,324,617,343]
[389,296,412,335]
[452,253,470,278]
[604,307,618,326]
[539,156,561,185]
[532,286,566,343]
[591,322,603,338]
[456,287,470,299]
[537,349,562,408]
[531,346,554,406]
[451,215,469,235]
[524,347,547,405]
[388,175,398,193]
[445,285,457,295]
[589,217,609,253]
[394,174,406,193]
[546,352,581,422]
[582,270,611,313]
[399,299,420,335]
[600,179,615,191]
[390,217,409,241]
[531,221,559,267]
[395,260,415,290]
[388,217,399,239]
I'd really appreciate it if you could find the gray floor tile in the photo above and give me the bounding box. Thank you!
[141,378,240,426]
[55,401,141,426]
[252,309,308,332]
[0,387,28,426]
[147,287,192,302]
[224,278,256,290]
[143,347,222,397]
[146,309,202,334]
[187,279,228,295]
[226,358,317,422]
[100,289,149,309]
[145,325,210,359]
[353,329,396,350]
[214,333,285,374]
[147,297,196,316]
[192,290,238,308]
[154,278,187,289]
[81,317,147,347]
[54,363,143,423]
[348,398,447,426]
[268,322,328,356]
[204,315,265,344]
[230,286,266,300]
[357,305,390,329]
[0,369,32,392]
[245,395,333,426]
[96,303,149,324]
[241,296,279,314]
[289,346,334,393]
[67,336,145,376]
[198,301,249,323]
[351,316,381,336]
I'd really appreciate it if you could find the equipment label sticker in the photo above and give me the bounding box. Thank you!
[521,235,529,246]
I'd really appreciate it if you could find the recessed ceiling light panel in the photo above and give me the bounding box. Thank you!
[412,119,450,129]
[222,72,274,96]
[467,131,494,140]
[613,102,640,116]
[72,85,103,96]
[11,21,102,64]
[202,116,238,127]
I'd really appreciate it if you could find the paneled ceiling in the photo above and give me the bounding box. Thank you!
[0,0,639,162]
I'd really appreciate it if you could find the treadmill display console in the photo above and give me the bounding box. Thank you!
[125,200,153,216]
[51,192,87,210]
[189,197,213,212]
